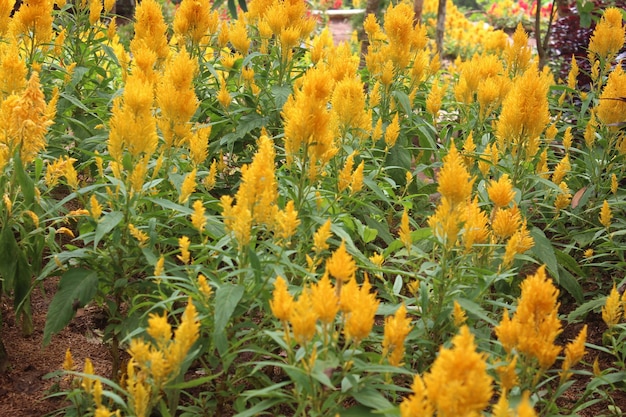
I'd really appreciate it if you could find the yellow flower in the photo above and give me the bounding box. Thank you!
[611,174,618,195]
[343,155,363,192]
[496,65,551,151]
[157,47,199,147]
[399,209,412,251]
[495,266,562,369]
[154,255,164,277]
[311,272,339,325]
[290,288,318,345]
[562,127,573,152]
[313,219,332,253]
[229,16,250,54]
[191,200,205,234]
[275,200,300,242]
[82,358,95,394]
[177,236,191,264]
[600,199,612,228]
[126,360,150,417]
[567,55,579,90]
[217,77,231,109]
[588,7,625,62]
[383,304,412,366]
[332,76,369,131]
[89,0,101,24]
[452,300,467,327]
[554,182,572,212]
[504,24,532,74]
[384,113,400,148]
[488,174,515,208]
[107,74,157,162]
[343,276,379,344]
[179,168,197,204]
[63,348,74,372]
[561,325,587,379]
[197,274,212,298]
[427,198,462,248]
[130,0,169,61]
[0,72,53,164]
[552,154,570,185]
[502,222,534,266]
[147,312,172,347]
[426,79,443,119]
[270,276,293,322]
[187,125,211,165]
[516,391,538,417]
[326,240,357,283]
[0,38,27,95]
[400,375,433,417]
[424,326,493,416]
[204,160,218,190]
[338,152,355,192]
[496,355,519,391]
[11,0,54,47]
[128,224,149,247]
[602,284,622,328]
[437,143,475,206]
[89,194,102,220]
[597,65,626,128]
[173,0,216,46]
[491,205,522,240]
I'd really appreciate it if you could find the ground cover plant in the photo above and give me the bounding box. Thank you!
[0,0,626,415]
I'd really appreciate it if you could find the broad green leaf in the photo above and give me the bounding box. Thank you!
[0,227,18,292]
[213,284,245,355]
[352,387,393,411]
[558,268,584,304]
[13,151,35,206]
[456,298,497,326]
[233,399,284,417]
[43,268,98,345]
[340,405,382,417]
[530,227,558,280]
[94,211,123,248]
[555,249,585,277]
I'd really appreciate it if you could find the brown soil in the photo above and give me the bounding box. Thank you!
[0,277,110,417]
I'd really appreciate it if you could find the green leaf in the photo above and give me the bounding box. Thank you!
[43,268,98,345]
[94,211,124,248]
[456,298,497,326]
[558,268,584,304]
[362,226,377,243]
[555,249,585,277]
[567,296,606,322]
[13,151,35,206]
[339,405,382,417]
[213,284,245,355]
[0,227,18,292]
[233,399,284,417]
[530,227,558,280]
[351,387,393,411]
[391,90,412,114]
[247,246,262,282]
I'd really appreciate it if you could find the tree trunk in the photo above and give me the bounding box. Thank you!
[414,0,424,24]
[435,0,446,56]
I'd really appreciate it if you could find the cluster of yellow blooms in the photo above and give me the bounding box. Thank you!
[400,267,588,416]
[221,134,300,246]
[270,240,385,348]
[427,142,534,266]
[64,300,200,417]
